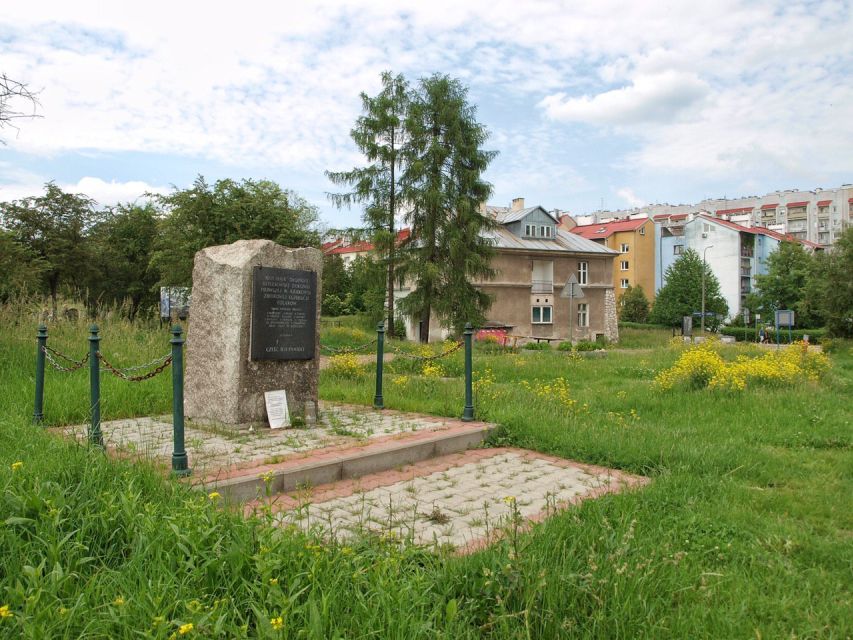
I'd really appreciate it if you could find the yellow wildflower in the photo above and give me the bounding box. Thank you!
[11,462,23,472]
[503,496,516,505]
[271,616,284,630]
[208,491,221,500]
[0,605,12,618]
[268,578,278,585]
[58,607,69,616]
[113,596,125,606]
[178,622,194,635]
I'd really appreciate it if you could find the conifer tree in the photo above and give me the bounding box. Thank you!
[618,284,650,323]
[398,74,497,340]
[326,72,409,337]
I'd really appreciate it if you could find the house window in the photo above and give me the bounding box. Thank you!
[532,305,552,324]
[639,227,645,236]
[620,243,629,253]
[525,224,537,237]
[674,245,684,255]
[620,279,629,288]
[577,261,588,285]
[540,225,552,238]
[620,260,629,271]
[577,303,588,327]
[531,260,554,293]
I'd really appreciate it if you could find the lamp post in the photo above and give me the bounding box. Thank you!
[701,245,714,334]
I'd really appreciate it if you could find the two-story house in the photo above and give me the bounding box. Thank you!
[396,198,619,343]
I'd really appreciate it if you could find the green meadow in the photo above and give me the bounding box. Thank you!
[1,312,851,638]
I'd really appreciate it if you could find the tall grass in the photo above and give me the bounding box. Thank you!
[1,304,851,638]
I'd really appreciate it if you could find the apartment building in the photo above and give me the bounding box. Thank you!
[569,218,656,302]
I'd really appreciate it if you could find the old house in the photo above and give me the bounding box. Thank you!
[396,198,619,343]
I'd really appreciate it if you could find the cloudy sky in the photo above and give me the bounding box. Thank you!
[1,1,851,228]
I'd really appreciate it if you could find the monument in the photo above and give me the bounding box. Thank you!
[185,239,323,427]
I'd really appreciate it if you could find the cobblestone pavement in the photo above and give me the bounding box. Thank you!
[267,448,647,553]
[53,403,463,479]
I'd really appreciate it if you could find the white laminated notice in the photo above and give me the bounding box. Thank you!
[264,390,289,429]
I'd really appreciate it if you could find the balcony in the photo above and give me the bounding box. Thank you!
[531,280,554,294]
[740,247,754,257]
[740,267,751,277]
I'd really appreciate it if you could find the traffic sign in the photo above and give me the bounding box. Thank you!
[560,274,585,299]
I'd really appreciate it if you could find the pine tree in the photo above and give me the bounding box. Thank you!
[326,72,409,337]
[649,249,728,327]
[398,74,498,340]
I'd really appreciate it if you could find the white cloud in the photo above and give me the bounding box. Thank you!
[616,187,645,208]
[540,71,709,125]
[0,175,168,206]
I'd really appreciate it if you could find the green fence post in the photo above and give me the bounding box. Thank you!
[88,324,103,447]
[462,323,474,422]
[373,322,385,409]
[33,324,48,425]
[170,325,190,477]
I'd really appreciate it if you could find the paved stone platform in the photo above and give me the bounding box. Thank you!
[53,402,493,481]
[253,448,648,553]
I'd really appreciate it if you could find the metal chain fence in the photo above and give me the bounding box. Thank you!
[96,352,172,382]
[319,338,378,355]
[42,346,89,373]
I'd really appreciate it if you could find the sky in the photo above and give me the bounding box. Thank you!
[1,1,852,230]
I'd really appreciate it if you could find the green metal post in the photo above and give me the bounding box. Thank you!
[88,324,103,447]
[33,324,47,424]
[462,323,474,422]
[373,322,385,409]
[170,325,190,477]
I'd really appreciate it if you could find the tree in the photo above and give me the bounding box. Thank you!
[398,74,498,340]
[1,74,40,142]
[805,228,853,337]
[747,241,822,327]
[0,182,98,316]
[649,249,728,327]
[618,284,650,323]
[149,177,320,286]
[321,254,353,316]
[0,231,47,301]
[86,203,159,317]
[348,254,386,322]
[326,72,409,337]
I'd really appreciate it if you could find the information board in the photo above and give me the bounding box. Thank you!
[250,267,316,360]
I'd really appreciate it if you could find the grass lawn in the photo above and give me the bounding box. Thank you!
[1,316,851,638]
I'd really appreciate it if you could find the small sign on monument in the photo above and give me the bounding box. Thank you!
[264,389,290,429]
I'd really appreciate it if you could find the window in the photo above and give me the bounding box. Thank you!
[577,303,588,327]
[531,260,554,293]
[540,225,552,238]
[674,244,684,255]
[639,227,645,236]
[620,260,629,271]
[620,279,629,288]
[532,305,552,324]
[577,261,588,285]
[620,243,629,253]
[525,224,537,237]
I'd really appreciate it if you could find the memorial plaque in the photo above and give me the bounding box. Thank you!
[251,266,316,360]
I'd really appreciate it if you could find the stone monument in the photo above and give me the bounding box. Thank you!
[185,239,323,427]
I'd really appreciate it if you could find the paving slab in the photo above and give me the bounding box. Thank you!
[250,447,648,554]
[51,402,496,485]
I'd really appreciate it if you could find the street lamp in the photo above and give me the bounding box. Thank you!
[701,245,714,334]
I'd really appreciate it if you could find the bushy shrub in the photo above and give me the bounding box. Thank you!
[325,353,366,378]
[720,326,826,344]
[523,341,551,351]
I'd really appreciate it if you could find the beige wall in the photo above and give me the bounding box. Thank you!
[476,250,615,341]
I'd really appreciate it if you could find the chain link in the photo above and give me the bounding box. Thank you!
[391,341,464,361]
[319,338,378,355]
[96,352,172,382]
[42,346,89,373]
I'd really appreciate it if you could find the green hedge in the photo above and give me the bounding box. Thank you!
[720,326,827,344]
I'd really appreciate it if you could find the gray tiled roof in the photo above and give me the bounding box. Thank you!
[485,205,559,225]
[483,225,617,255]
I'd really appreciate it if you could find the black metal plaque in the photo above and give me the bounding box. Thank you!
[250,267,316,360]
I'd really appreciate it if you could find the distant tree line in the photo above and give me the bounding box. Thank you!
[618,237,853,338]
[0,177,320,318]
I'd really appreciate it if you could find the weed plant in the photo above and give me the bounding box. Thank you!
[1,307,851,638]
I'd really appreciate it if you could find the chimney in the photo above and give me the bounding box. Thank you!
[511,197,525,211]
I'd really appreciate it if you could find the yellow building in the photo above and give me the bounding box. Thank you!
[569,218,656,302]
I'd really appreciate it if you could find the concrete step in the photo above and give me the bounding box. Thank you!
[208,420,497,503]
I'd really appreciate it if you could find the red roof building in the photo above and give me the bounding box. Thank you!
[570,218,648,240]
